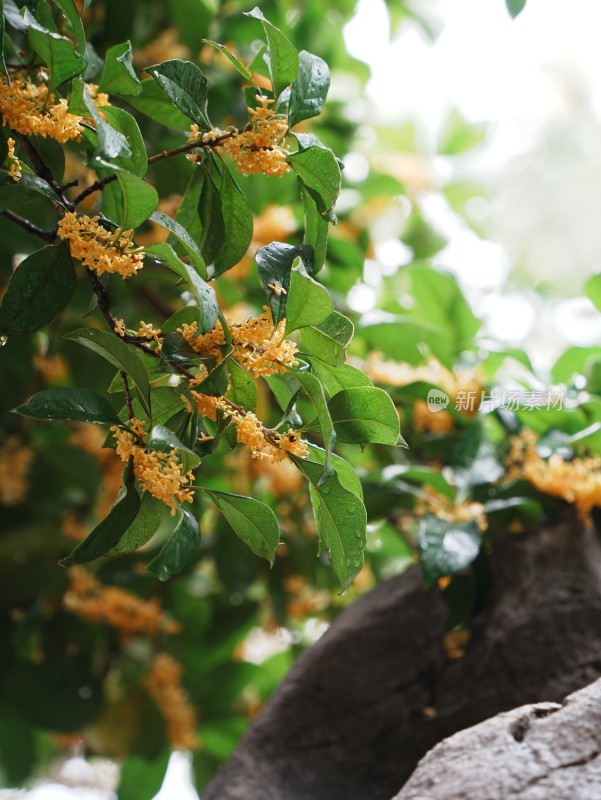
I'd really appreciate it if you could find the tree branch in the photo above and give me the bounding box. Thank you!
[1,210,56,243]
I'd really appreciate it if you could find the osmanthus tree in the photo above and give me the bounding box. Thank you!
[0,0,404,792]
[6,0,600,793]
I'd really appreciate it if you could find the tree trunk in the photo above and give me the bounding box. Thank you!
[203,517,601,800]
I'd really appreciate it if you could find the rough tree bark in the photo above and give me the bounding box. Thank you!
[395,678,601,799]
[203,517,601,800]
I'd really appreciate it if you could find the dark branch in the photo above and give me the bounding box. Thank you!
[121,371,135,419]
[1,210,56,243]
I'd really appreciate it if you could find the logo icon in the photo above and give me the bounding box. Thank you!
[427,389,450,413]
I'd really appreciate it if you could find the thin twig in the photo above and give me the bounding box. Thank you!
[121,371,135,419]
[1,210,56,242]
[16,134,75,211]
[71,130,236,206]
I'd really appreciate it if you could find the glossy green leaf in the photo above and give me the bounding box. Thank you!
[245,7,299,100]
[147,504,200,581]
[300,311,354,366]
[75,81,131,160]
[98,41,142,96]
[0,0,6,75]
[328,386,401,445]
[26,12,86,91]
[301,185,328,274]
[0,169,63,207]
[147,424,202,469]
[213,163,253,276]
[418,514,481,588]
[292,367,335,478]
[287,145,341,215]
[200,39,253,82]
[0,243,75,335]
[359,317,452,367]
[291,457,366,590]
[309,360,372,397]
[53,0,86,52]
[149,211,206,276]
[62,328,151,416]
[96,106,147,176]
[284,271,333,334]
[205,490,280,565]
[289,50,330,129]
[256,242,313,326]
[196,165,225,267]
[146,59,211,129]
[60,467,141,565]
[227,361,257,413]
[115,170,158,229]
[14,387,120,426]
[124,78,193,130]
[107,493,165,555]
[160,332,202,366]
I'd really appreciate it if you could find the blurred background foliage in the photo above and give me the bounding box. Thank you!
[3,0,601,796]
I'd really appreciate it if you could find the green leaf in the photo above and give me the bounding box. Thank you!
[145,59,211,129]
[438,109,487,155]
[292,367,335,478]
[360,317,451,367]
[0,708,36,785]
[60,467,141,565]
[118,752,171,800]
[196,164,225,267]
[300,311,354,366]
[506,0,527,18]
[194,358,229,397]
[585,274,601,312]
[256,242,313,326]
[291,457,366,590]
[149,211,207,277]
[98,40,142,96]
[14,387,120,426]
[62,328,151,416]
[245,7,299,100]
[107,493,165,555]
[328,386,401,446]
[162,306,203,333]
[115,170,158,229]
[145,242,217,333]
[418,514,481,588]
[309,360,372,397]
[227,361,257,413]
[205,490,280,565]
[289,50,330,129]
[26,12,86,91]
[200,39,253,82]
[0,0,6,76]
[0,242,75,335]
[284,271,333,334]
[301,185,328,274]
[0,169,63,207]
[74,80,131,160]
[96,106,147,177]
[147,424,201,469]
[147,504,200,581]
[306,445,363,499]
[213,163,253,276]
[124,78,193,130]
[160,332,202,366]
[552,346,601,384]
[287,145,341,215]
[53,0,86,52]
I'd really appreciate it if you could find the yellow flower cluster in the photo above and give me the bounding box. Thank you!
[111,420,194,514]
[187,390,308,463]
[6,137,21,182]
[222,95,290,177]
[145,653,198,751]
[57,212,144,278]
[180,311,298,378]
[508,430,601,524]
[0,73,107,143]
[415,485,488,532]
[0,436,34,506]
[64,567,180,636]
[114,318,163,349]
